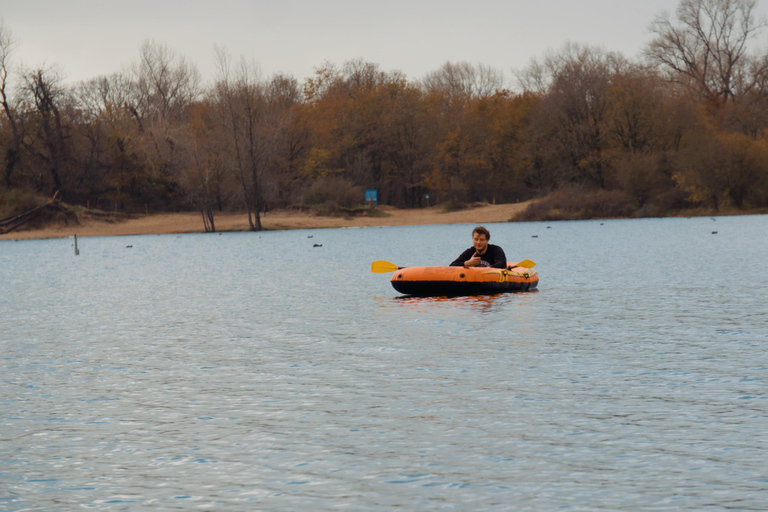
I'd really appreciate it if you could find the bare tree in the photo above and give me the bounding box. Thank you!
[646,0,768,104]
[262,73,308,208]
[19,67,72,194]
[77,73,134,122]
[183,101,226,232]
[122,41,201,210]
[0,20,21,188]
[343,58,389,90]
[129,40,201,124]
[213,47,266,230]
[422,61,505,99]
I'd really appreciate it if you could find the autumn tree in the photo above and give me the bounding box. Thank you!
[676,128,768,209]
[519,43,622,190]
[427,107,489,206]
[605,66,677,207]
[472,91,538,202]
[180,98,232,231]
[303,59,428,207]
[259,73,309,209]
[72,73,145,209]
[421,62,506,205]
[378,79,433,207]
[717,132,768,207]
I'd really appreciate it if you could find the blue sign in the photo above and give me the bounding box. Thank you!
[364,189,378,207]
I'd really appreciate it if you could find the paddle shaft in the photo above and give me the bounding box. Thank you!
[372,259,535,273]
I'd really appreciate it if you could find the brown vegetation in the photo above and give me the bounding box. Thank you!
[1,0,768,232]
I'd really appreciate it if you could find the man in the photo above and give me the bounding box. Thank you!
[450,226,507,268]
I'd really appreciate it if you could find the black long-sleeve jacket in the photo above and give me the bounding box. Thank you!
[449,244,507,268]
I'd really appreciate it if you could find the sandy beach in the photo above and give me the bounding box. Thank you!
[0,202,531,240]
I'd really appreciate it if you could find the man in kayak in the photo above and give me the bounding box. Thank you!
[450,226,507,268]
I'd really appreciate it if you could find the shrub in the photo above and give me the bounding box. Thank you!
[300,177,363,209]
[513,188,635,221]
[0,189,79,230]
[0,189,44,218]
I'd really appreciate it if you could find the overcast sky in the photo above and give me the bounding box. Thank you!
[3,0,768,87]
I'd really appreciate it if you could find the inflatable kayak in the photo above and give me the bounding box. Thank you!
[388,262,538,296]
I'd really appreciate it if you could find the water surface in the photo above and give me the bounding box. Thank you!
[2,215,768,510]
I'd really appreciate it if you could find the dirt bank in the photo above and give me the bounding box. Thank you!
[0,202,531,240]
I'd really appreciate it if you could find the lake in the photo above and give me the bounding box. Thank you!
[2,215,767,511]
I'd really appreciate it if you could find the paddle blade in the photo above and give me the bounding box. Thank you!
[515,259,536,269]
[371,260,400,273]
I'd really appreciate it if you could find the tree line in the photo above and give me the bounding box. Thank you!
[2,0,768,230]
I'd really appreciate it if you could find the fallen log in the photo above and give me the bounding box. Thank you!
[0,191,67,234]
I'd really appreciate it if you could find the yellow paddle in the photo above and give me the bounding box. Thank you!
[371,260,403,273]
[371,259,536,273]
[513,259,536,269]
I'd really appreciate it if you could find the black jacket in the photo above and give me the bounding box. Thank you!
[450,244,507,268]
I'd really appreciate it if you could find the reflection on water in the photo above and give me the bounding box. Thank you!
[391,290,538,314]
[2,215,768,511]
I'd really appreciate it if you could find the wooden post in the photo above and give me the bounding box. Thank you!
[74,234,79,256]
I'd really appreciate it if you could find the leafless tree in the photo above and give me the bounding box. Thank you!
[0,20,21,187]
[120,41,201,209]
[213,47,267,230]
[343,58,389,90]
[129,40,201,125]
[262,73,309,208]
[74,74,138,190]
[19,67,72,194]
[422,61,505,99]
[646,0,768,104]
[76,73,134,122]
[182,109,225,232]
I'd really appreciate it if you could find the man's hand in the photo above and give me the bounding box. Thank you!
[465,252,481,267]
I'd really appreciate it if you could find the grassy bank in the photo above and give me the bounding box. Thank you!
[510,188,768,222]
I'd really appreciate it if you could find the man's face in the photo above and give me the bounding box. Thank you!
[472,233,489,253]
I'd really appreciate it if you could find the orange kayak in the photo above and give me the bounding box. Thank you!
[391,262,539,296]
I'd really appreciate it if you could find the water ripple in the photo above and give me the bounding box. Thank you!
[2,217,768,510]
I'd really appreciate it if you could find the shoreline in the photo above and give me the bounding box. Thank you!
[0,202,532,241]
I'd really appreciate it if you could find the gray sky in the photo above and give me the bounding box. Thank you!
[2,0,768,87]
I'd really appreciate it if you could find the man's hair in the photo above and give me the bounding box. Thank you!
[473,226,490,239]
